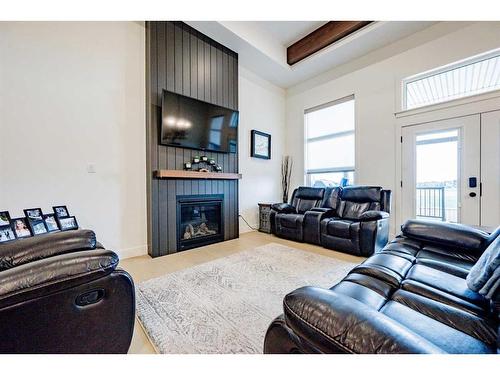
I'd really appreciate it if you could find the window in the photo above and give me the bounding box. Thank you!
[403,48,500,110]
[305,96,355,187]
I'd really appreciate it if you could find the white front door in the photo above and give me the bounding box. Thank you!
[480,110,500,227]
[401,115,481,226]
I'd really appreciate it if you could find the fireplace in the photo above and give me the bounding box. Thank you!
[176,194,224,251]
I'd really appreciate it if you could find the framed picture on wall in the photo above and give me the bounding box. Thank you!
[251,130,271,160]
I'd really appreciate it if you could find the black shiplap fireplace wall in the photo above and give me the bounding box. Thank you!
[146,21,239,257]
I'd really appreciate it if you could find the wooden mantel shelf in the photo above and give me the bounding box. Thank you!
[154,170,242,180]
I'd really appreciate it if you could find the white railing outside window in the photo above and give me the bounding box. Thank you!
[403,48,500,110]
[304,95,355,187]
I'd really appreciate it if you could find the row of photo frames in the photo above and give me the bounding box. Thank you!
[0,206,79,243]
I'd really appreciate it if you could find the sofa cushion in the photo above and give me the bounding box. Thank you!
[351,253,413,288]
[330,280,387,310]
[338,201,371,220]
[381,300,494,353]
[392,289,497,346]
[271,203,296,214]
[326,219,353,238]
[416,250,473,278]
[290,187,325,214]
[405,264,488,310]
[278,214,304,229]
[321,187,342,210]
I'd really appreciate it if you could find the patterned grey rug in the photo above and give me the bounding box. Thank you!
[136,243,358,354]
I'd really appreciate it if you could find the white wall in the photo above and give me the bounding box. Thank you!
[238,67,286,231]
[285,22,500,234]
[0,22,147,258]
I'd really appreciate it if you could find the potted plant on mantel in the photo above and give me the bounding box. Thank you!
[281,156,293,203]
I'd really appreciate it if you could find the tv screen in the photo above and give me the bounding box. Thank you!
[160,90,238,153]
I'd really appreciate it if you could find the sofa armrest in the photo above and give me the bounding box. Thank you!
[309,207,336,214]
[283,286,444,354]
[0,229,97,272]
[0,249,118,308]
[401,219,491,252]
[271,203,296,214]
[359,210,389,222]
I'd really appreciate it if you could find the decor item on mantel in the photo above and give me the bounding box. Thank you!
[184,155,223,173]
[281,156,293,203]
[251,130,271,160]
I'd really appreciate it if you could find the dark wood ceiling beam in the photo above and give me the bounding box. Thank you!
[287,21,372,65]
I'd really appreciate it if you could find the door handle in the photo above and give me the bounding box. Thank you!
[75,289,105,306]
[469,192,477,197]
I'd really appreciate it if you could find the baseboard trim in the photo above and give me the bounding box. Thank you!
[117,245,148,259]
[239,223,258,234]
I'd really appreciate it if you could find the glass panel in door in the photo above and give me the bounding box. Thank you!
[415,129,459,223]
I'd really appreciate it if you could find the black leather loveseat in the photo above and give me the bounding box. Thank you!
[0,230,135,353]
[264,220,500,354]
[271,186,391,256]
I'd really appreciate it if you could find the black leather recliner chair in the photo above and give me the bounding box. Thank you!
[320,186,391,256]
[271,186,391,256]
[0,229,135,353]
[264,220,500,354]
[272,187,326,242]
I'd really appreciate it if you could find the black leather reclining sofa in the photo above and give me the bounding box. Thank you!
[271,186,391,256]
[0,229,135,353]
[264,220,500,354]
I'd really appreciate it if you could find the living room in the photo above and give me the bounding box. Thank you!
[1,0,499,372]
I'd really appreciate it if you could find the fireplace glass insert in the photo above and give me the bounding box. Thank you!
[176,194,224,251]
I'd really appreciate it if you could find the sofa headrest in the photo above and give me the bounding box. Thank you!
[0,229,97,271]
[341,186,382,203]
[294,187,325,200]
[401,220,491,252]
[322,187,342,209]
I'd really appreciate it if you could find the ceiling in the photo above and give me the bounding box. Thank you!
[254,21,327,46]
[185,21,438,88]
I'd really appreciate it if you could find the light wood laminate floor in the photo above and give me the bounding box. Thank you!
[121,231,364,354]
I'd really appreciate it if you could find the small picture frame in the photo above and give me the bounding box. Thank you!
[0,211,12,226]
[28,219,48,236]
[11,217,32,238]
[58,216,79,231]
[53,205,70,218]
[0,224,16,243]
[24,208,44,221]
[43,214,60,232]
[251,130,271,160]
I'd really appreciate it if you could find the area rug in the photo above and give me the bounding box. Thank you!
[136,243,358,354]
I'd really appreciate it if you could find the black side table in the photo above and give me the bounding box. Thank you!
[258,203,273,233]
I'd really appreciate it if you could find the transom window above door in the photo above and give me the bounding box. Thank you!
[403,48,500,110]
[304,95,355,187]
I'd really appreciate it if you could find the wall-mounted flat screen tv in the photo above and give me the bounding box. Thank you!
[160,90,238,153]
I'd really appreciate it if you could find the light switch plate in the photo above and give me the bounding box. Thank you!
[87,163,96,173]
